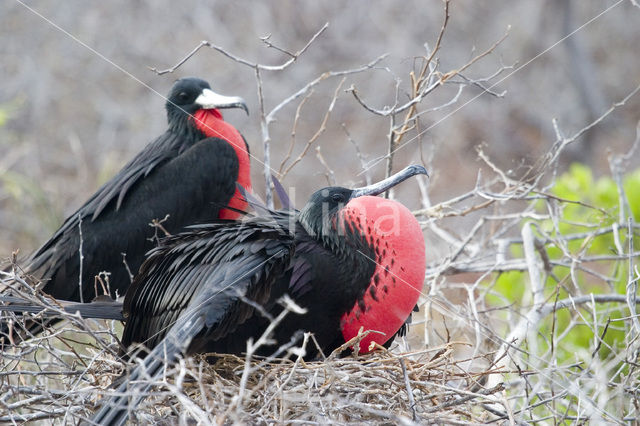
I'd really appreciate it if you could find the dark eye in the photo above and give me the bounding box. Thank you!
[178,92,189,101]
[331,193,345,202]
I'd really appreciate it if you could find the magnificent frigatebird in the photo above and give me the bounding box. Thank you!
[88,165,427,425]
[5,78,250,311]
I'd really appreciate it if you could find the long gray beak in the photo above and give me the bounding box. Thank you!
[195,88,249,115]
[350,165,429,199]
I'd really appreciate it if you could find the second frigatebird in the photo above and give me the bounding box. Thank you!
[5,77,251,308]
[89,165,427,425]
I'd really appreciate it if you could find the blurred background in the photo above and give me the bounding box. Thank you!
[1,0,639,260]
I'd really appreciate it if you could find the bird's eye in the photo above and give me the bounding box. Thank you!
[331,193,345,202]
[178,92,189,101]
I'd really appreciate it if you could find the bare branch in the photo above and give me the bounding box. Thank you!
[543,82,640,172]
[151,24,330,74]
[278,90,314,176]
[279,78,346,180]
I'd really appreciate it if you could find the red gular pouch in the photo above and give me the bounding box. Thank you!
[339,196,425,354]
[193,108,252,220]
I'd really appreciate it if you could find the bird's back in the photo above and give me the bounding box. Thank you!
[121,213,296,356]
[25,131,240,303]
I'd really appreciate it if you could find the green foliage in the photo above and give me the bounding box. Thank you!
[553,163,640,222]
[489,163,640,364]
[0,107,8,128]
[625,168,640,222]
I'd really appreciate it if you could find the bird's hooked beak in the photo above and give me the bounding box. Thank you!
[195,88,249,115]
[350,165,429,199]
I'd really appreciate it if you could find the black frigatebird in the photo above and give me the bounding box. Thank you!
[5,78,251,311]
[88,165,427,425]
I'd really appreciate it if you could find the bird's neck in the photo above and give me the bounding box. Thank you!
[168,112,207,150]
[191,108,252,220]
[299,210,376,286]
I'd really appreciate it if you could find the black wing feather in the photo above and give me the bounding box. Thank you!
[25,136,240,303]
[121,217,294,355]
[34,130,184,252]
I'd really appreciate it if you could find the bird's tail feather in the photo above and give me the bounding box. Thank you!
[87,314,203,425]
[0,295,124,321]
[1,294,125,346]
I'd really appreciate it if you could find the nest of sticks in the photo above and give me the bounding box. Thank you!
[0,279,505,425]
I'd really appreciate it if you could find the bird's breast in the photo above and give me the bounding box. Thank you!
[338,196,426,353]
[192,109,252,219]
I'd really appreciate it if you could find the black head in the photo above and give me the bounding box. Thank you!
[298,187,353,240]
[165,77,248,131]
[166,78,212,115]
[297,165,429,243]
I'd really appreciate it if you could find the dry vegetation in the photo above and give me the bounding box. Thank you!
[2,0,640,424]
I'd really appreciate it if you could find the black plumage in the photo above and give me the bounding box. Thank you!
[89,165,427,425]
[120,189,375,358]
[16,78,250,304]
